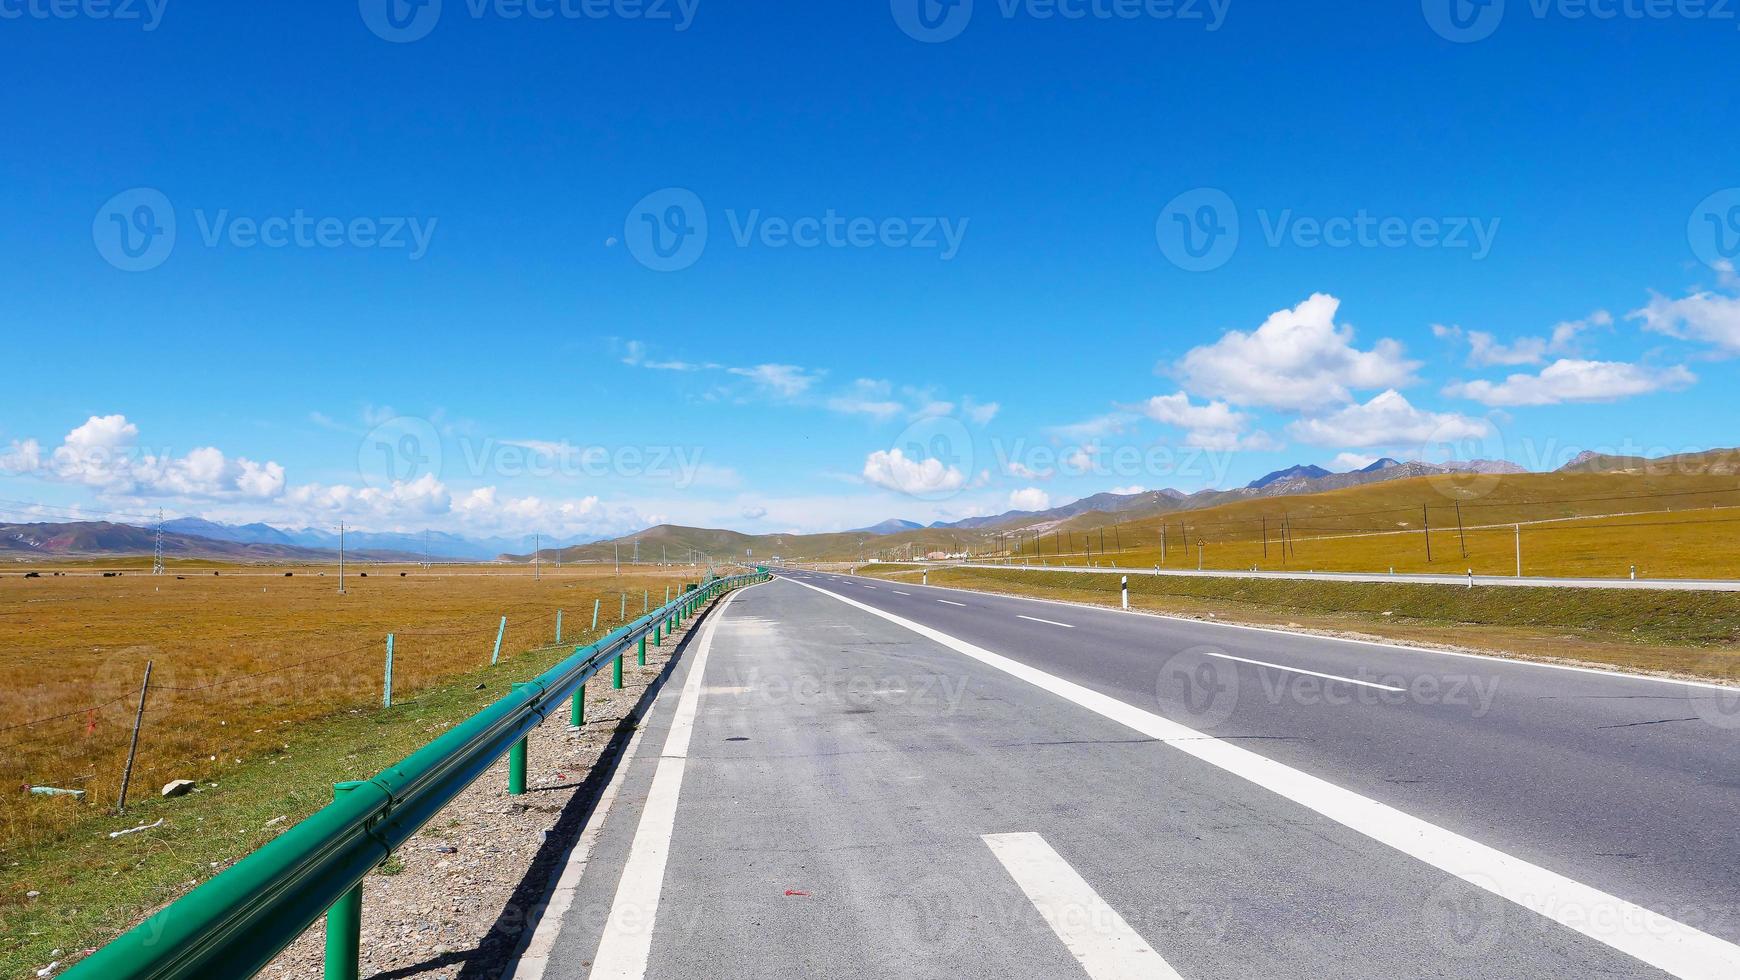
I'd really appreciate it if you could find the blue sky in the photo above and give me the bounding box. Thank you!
[2,1,1738,539]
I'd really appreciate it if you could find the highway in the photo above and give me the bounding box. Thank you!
[517,572,1740,979]
[918,560,1740,592]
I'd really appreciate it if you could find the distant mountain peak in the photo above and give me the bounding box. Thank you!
[1358,457,1402,473]
[853,519,924,535]
[1248,464,1332,489]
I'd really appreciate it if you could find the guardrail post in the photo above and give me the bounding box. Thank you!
[383,634,395,708]
[324,781,366,980]
[612,651,623,689]
[638,635,647,666]
[571,682,585,726]
[491,616,506,665]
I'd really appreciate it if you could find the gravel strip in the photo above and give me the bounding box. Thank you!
[259,606,712,980]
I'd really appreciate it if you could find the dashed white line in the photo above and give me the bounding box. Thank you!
[785,576,1740,980]
[936,599,966,607]
[893,590,911,596]
[1017,614,1076,629]
[984,832,1183,980]
[1205,651,1404,692]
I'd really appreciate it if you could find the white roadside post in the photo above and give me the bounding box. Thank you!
[1121,575,1128,610]
[923,569,928,586]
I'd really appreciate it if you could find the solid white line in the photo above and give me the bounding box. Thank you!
[1205,651,1405,692]
[936,599,966,607]
[983,832,1183,980]
[1017,614,1076,629]
[507,718,653,980]
[827,573,1740,694]
[784,577,1740,979]
[587,588,742,979]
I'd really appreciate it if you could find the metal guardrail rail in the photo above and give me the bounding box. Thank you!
[67,569,770,980]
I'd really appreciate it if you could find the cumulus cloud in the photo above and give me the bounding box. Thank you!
[6,414,287,499]
[1287,390,1490,448]
[1444,359,1695,407]
[1109,484,1147,495]
[1329,452,1380,471]
[1434,311,1611,367]
[861,448,966,495]
[1629,289,1740,353]
[1008,487,1051,511]
[1178,293,1419,411]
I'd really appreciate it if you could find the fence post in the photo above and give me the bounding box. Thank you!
[592,599,600,630]
[620,593,626,620]
[491,616,506,665]
[117,660,154,816]
[556,610,563,644]
[323,781,366,980]
[383,635,395,708]
[644,590,649,612]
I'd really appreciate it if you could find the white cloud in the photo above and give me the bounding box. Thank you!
[827,379,904,420]
[1109,484,1147,495]
[1,439,43,475]
[1629,289,1740,353]
[64,414,138,452]
[1435,311,1612,367]
[1178,293,1419,411]
[1008,487,1051,511]
[861,448,966,495]
[961,397,1000,425]
[1287,390,1490,448]
[1329,452,1379,471]
[1444,359,1695,407]
[1141,391,1246,432]
[740,504,768,520]
[1046,412,1137,441]
[727,363,821,398]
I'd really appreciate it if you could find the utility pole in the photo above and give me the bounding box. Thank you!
[534,533,541,580]
[1422,505,1432,563]
[1262,516,1268,559]
[151,508,164,576]
[1455,501,1468,559]
[1161,524,1167,564]
[614,541,620,577]
[1515,524,1522,577]
[338,521,346,594]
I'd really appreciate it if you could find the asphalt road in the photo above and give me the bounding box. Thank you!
[517,573,1740,979]
[914,560,1740,592]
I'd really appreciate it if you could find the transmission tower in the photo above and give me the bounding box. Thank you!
[151,508,164,575]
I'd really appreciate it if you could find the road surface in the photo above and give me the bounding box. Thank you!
[513,572,1740,979]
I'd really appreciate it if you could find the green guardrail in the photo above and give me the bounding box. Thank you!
[67,571,770,980]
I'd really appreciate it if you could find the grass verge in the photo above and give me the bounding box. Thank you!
[0,636,603,979]
[858,564,1740,681]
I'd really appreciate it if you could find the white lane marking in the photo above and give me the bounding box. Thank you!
[1017,614,1076,629]
[863,585,878,589]
[507,714,654,979]
[785,577,1740,979]
[983,832,1183,980]
[892,590,912,596]
[587,588,743,979]
[888,576,1740,694]
[936,599,967,607]
[1205,651,1404,692]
